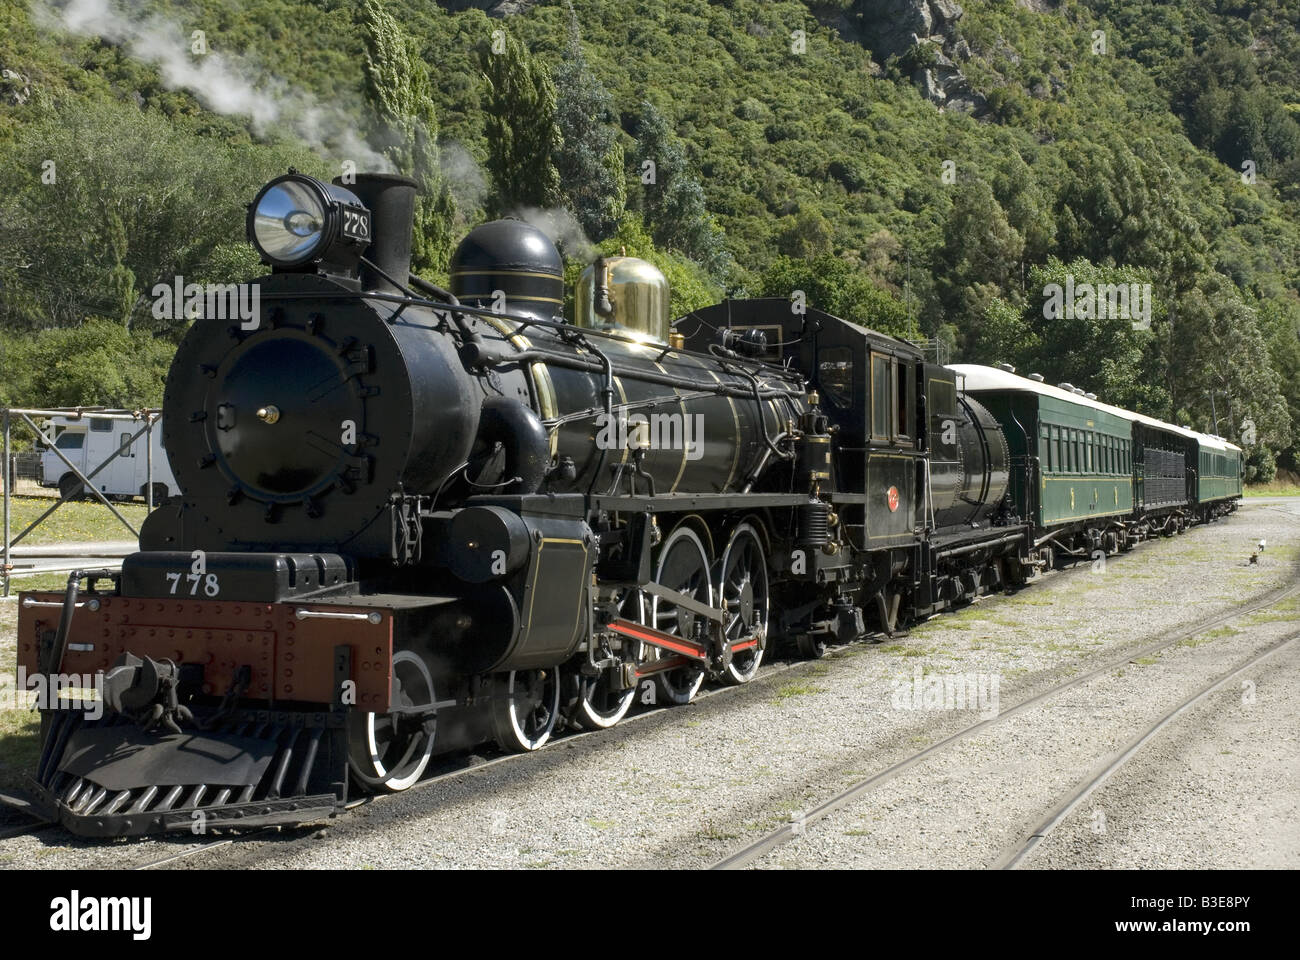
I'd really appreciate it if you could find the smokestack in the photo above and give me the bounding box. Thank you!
[337,173,417,294]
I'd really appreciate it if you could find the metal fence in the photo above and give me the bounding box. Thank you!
[10,450,42,481]
[2,406,162,597]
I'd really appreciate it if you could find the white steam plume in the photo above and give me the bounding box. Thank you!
[440,141,488,214]
[512,206,595,261]
[34,0,393,172]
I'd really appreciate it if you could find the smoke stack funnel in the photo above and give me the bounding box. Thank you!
[335,173,417,293]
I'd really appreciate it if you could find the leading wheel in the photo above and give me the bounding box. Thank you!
[715,523,768,685]
[493,667,561,751]
[569,589,642,730]
[648,526,712,705]
[347,649,437,792]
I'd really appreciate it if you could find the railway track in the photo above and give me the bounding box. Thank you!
[0,821,54,842]
[5,511,1289,869]
[708,566,1300,870]
[122,650,823,869]
[993,629,1300,869]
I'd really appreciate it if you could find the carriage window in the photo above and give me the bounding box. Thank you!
[1052,427,1061,472]
[817,347,853,409]
[871,354,890,440]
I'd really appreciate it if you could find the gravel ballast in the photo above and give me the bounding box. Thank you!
[1,500,1297,870]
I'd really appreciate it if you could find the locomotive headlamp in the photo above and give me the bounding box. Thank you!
[247,172,371,270]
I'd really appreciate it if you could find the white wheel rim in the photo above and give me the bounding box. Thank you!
[579,589,642,728]
[505,668,560,750]
[360,650,436,791]
[719,524,768,683]
[650,527,711,703]
[580,682,637,728]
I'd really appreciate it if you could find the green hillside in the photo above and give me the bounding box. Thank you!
[1,0,1298,477]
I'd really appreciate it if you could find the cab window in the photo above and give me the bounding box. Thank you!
[871,354,890,440]
[894,361,912,442]
[817,347,854,409]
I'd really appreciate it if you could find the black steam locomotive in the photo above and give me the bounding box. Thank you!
[11,172,1239,837]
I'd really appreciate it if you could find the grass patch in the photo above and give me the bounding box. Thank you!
[1177,626,1239,648]
[700,826,740,841]
[772,681,823,701]
[4,495,148,545]
[1243,595,1300,625]
[5,573,84,594]
[0,707,41,795]
[1244,482,1300,497]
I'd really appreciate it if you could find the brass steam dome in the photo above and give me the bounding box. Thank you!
[575,256,671,344]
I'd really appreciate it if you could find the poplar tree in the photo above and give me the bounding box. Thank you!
[360,0,457,278]
[479,33,563,214]
[634,101,728,276]
[552,3,625,241]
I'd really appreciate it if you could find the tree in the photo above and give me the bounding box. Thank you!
[551,2,625,241]
[1257,296,1300,471]
[992,152,1055,267]
[975,258,1163,414]
[360,0,457,278]
[0,97,317,334]
[0,320,174,408]
[479,32,563,215]
[759,255,916,339]
[1170,281,1291,456]
[935,178,1025,348]
[634,100,729,277]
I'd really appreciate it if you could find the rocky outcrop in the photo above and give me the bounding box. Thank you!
[439,0,535,17]
[1,66,32,106]
[852,0,988,116]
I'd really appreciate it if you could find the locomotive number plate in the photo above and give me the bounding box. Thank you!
[341,206,371,242]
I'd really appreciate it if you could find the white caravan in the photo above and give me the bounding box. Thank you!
[39,416,178,502]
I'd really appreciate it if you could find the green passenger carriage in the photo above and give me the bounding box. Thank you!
[1196,434,1244,515]
[951,366,1134,530]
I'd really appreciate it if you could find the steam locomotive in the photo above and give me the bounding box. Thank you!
[10,172,1242,837]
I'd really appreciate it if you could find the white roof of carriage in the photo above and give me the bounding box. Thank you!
[948,364,1235,449]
